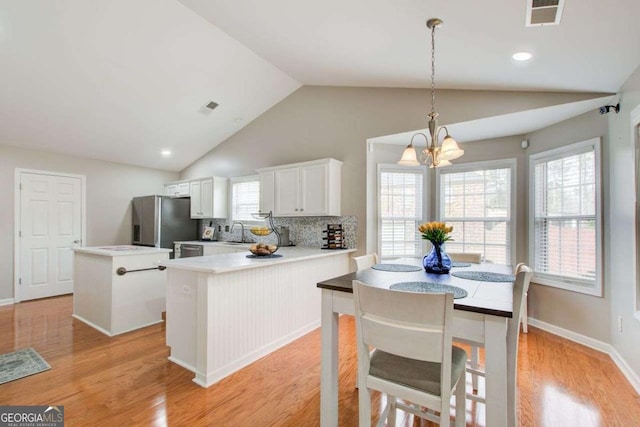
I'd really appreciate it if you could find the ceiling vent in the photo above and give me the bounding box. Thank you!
[526,0,565,27]
[198,101,219,115]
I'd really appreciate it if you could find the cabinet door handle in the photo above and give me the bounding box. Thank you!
[300,208,304,211]
[294,208,298,211]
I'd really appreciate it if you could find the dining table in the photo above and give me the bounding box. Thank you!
[317,257,515,427]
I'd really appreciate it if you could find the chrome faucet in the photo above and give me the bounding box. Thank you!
[230,221,245,243]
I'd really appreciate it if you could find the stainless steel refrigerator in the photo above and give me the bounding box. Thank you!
[132,195,198,257]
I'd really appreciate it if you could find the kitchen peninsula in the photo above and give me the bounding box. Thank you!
[159,246,355,387]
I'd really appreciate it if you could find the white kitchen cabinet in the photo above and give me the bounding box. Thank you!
[190,177,228,219]
[258,158,341,217]
[165,181,190,197]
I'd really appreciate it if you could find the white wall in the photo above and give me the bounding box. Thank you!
[608,63,640,375]
[0,144,178,300]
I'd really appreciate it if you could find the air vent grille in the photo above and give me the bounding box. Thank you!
[526,0,564,26]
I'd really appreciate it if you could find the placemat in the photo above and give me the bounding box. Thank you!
[372,263,422,272]
[451,271,515,282]
[246,254,283,259]
[451,262,471,268]
[390,282,468,299]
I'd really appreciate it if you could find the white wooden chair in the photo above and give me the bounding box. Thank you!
[353,280,466,427]
[448,251,483,388]
[352,253,380,271]
[447,252,482,263]
[462,264,533,427]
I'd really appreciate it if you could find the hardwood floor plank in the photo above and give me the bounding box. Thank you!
[0,295,638,426]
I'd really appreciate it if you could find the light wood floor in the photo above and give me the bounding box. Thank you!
[0,295,638,426]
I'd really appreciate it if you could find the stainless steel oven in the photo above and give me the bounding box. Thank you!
[177,243,203,258]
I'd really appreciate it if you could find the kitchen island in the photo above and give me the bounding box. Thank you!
[159,246,355,387]
[73,245,171,336]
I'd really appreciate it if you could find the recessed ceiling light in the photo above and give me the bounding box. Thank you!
[161,150,172,157]
[512,52,533,61]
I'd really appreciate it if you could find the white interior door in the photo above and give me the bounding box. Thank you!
[17,171,85,301]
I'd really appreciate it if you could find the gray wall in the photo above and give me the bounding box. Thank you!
[0,144,178,300]
[181,85,605,255]
[525,110,611,342]
[607,63,640,375]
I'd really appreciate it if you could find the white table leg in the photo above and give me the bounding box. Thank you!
[484,316,508,427]
[321,289,340,427]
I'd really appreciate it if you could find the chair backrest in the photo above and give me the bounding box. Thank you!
[513,262,525,274]
[447,252,482,263]
[352,253,379,271]
[353,280,455,393]
[507,264,533,425]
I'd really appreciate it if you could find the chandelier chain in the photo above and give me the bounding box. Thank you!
[430,23,436,115]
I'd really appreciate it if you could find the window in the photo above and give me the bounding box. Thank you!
[378,165,425,259]
[437,159,515,265]
[230,176,260,222]
[529,138,602,296]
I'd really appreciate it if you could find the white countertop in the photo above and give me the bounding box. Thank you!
[160,246,356,274]
[73,245,173,257]
[174,240,253,248]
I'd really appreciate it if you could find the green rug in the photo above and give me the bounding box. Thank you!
[0,348,51,384]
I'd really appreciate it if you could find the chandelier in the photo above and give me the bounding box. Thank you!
[398,18,464,168]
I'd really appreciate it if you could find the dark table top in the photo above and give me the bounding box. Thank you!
[317,259,514,318]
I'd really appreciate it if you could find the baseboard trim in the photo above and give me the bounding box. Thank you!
[71,314,113,337]
[609,347,640,395]
[528,317,640,394]
[0,298,15,306]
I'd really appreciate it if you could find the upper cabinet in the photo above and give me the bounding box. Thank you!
[258,158,342,217]
[190,177,228,219]
[165,181,190,197]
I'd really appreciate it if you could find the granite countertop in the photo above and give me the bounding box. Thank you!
[159,246,356,274]
[73,245,173,257]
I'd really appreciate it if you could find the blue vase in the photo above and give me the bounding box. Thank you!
[423,241,452,274]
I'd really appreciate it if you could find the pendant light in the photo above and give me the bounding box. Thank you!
[398,18,464,168]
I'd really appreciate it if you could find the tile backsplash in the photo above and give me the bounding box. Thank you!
[200,216,357,249]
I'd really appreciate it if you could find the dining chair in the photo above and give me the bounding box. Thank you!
[447,252,482,263]
[353,280,467,427]
[462,264,533,427]
[352,253,380,271]
[448,251,482,388]
[466,262,530,391]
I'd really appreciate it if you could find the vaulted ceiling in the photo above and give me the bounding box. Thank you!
[1,0,638,171]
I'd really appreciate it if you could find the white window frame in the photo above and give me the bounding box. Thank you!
[528,137,603,296]
[377,163,426,259]
[435,158,517,266]
[229,175,263,224]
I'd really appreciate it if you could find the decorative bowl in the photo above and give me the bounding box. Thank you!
[249,243,278,256]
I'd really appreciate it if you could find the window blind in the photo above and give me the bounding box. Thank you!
[232,180,260,221]
[439,166,512,264]
[533,149,596,285]
[379,169,423,258]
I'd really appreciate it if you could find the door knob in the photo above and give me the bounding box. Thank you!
[73,240,80,244]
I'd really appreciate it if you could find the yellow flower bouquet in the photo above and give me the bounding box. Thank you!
[418,221,453,245]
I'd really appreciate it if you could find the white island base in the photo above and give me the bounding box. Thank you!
[73,245,171,336]
[162,247,354,387]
